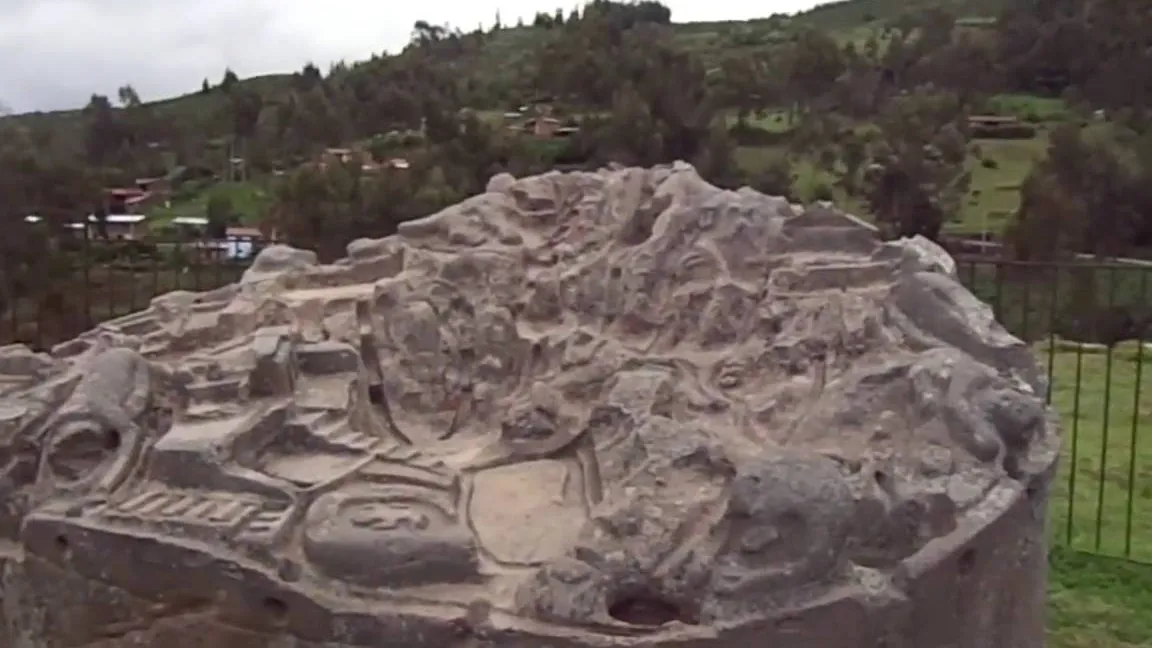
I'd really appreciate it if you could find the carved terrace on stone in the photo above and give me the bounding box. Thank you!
[0,163,1058,647]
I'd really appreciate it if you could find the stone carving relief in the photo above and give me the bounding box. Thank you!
[0,163,1058,647]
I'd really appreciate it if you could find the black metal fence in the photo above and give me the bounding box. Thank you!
[955,257,1152,563]
[0,236,273,351]
[3,245,1152,563]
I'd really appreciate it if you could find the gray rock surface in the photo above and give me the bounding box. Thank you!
[0,163,1058,647]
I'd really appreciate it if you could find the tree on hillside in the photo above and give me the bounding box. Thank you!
[270,159,463,261]
[838,132,868,195]
[82,94,128,166]
[712,53,776,125]
[117,84,141,108]
[221,68,240,93]
[297,63,323,91]
[589,28,719,168]
[746,154,795,199]
[411,20,449,47]
[0,149,102,343]
[863,88,971,241]
[785,28,846,119]
[1006,123,1147,260]
[227,87,264,142]
[206,193,234,239]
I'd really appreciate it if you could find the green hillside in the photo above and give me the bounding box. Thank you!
[794,0,1003,30]
[1,0,1006,133]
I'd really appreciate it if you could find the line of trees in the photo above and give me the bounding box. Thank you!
[5,0,1152,345]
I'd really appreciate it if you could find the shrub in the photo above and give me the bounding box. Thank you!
[810,182,835,202]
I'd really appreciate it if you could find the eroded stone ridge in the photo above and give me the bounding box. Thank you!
[0,163,1058,647]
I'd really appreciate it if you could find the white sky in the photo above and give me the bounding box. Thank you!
[0,0,821,113]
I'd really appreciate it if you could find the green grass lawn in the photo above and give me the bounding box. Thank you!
[149,180,273,228]
[948,134,1049,235]
[1039,343,1152,647]
[1043,343,1152,561]
[1049,547,1152,647]
[731,111,1051,235]
[988,93,1072,122]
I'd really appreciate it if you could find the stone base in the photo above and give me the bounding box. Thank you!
[0,472,1049,648]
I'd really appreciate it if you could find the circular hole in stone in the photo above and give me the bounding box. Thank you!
[607,589,696,627]
[54,534,69,553]
[102,428,122,451]
[873,469,891,490]
[262,596,288,621]
[957,548,977,576]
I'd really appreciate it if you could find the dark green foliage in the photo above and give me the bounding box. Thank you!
[970,122,1038,139]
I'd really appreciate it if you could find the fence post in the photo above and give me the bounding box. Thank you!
[1124,268,1149,558]
[1094,267,1118,552]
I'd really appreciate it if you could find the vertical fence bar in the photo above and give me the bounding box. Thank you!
[1046,264,1061,405]
[215,239,225,289]
[1019,262,1033,342]
[173,242,182,292]
[992,260,1005,323]
[1095,266,1118,552]
[1124,266,1149,558]
[33,278,44,351]
[191,241,202,292]
[127,242,139,313]
[1066,268,1087,547]
[150,241,160,308]
[4,252,16,345]
[105,244,116,322]
[82,229,91,334]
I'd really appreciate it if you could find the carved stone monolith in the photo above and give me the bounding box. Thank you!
[0,163,1058,647]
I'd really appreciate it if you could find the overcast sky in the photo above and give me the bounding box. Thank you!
[0,0,820,114]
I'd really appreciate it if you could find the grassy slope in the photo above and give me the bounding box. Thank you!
[1041,343,1152,562]
[1039,343,1152,648]
[4,74,295,142]
[796,0,1003,30]
[149,181,273,228]
[1049,547,1152,648]
[3,0,1026,230]
[2,0,1007,127]
[952,132,1049,235]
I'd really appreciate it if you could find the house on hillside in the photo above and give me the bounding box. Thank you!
[71,214,150,240]
[104,186,167,214]
[316,148,410,173]
[504,95,579,139]
[522,95,556,115]
[171,222,274,261]
[320,148,374,170]
[135,176,172,197]
[171,216,210,239]
[509,116,580,139]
